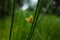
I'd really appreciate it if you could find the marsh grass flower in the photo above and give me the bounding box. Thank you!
[25,15,33,23]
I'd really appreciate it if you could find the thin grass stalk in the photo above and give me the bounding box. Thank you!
[27,0,41,40]
[9,0,16,40]
[37,0,53,25]
[27,0,45,40]
[26,0,40,40]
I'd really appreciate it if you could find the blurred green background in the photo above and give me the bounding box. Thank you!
[0,0,60,40]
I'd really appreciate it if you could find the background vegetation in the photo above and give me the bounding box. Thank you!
[0,0,60,40]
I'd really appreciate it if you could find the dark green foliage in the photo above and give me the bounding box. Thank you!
[0,0,13,19]
[16,0,23,7]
